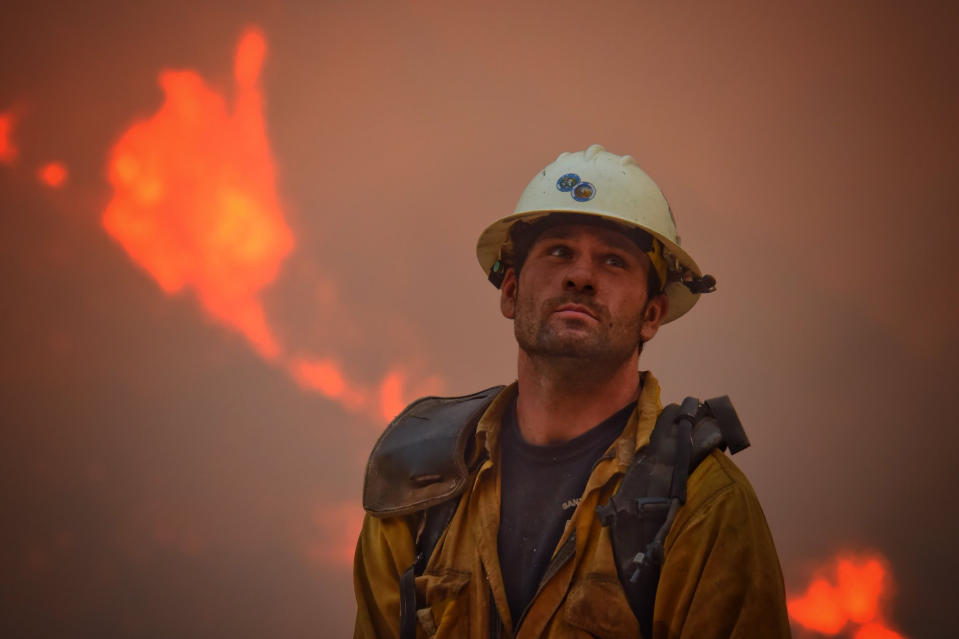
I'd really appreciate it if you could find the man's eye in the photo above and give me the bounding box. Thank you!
[547,245,571,257]
[605,255,627,268]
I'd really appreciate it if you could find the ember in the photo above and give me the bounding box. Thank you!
[38,161,68,188]
[0,112,16,163]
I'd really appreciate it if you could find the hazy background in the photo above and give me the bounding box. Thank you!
[1,1,957,637]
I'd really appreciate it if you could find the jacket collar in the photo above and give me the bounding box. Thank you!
[473,372,663,472]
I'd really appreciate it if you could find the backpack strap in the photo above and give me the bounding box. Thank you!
[398,496,461,639]
[596,395,750,638]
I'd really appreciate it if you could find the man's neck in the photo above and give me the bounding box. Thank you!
[514,350,641,446]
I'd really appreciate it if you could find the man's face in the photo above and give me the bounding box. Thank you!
[500,223,668,366]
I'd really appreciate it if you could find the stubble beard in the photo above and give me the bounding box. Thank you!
[513,292,646,378]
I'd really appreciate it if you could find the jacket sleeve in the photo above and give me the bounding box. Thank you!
[652,452,792,639]
[353,512,418,639]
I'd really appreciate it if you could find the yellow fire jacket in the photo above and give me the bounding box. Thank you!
[354,373,791,638]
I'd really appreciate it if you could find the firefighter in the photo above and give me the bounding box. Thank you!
[354,144,791,638]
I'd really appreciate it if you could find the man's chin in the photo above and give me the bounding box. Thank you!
[525,334,606,360]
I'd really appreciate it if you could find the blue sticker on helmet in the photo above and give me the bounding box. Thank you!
[556,173,580,192]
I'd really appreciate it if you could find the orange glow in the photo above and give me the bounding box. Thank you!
[100,26,444,423]
[377,369,445,422]
[838,558,884,624]
[0,112,16,163]
[289,359,444,422]
[288,357,369,413]
[378,370,407,422]
[102,28,292,359]
[38,162,68,188]
[306,501,365,566]
[789,577,847,634]
[854,622,905,639]
[789,553,907,638]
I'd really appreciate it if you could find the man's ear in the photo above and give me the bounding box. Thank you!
[500,268,518,319]
[639,293,669,342]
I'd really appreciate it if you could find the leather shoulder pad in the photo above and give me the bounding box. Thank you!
[363,385,505,517]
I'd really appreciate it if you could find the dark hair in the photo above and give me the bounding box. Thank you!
[506,213,663,297]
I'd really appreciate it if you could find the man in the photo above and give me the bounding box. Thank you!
[354,144,790,638]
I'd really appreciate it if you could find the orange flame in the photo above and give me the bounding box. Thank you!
[0,112,16,163]
[837,558,885,624]
[853,623,905,639]
[101,27,443,422]
[102,28,292,359]
[788,553,907,638]
[38,161,68,188]
[790,577,847,634]
[378,369,408,422]
[377,369,444,422]
[289,357,369,413]
[289,359,444,422]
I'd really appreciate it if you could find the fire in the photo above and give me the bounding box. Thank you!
[0,112,16,163]
[38,161,68,188]
[290,359,444,422]
[98,27,444,423]
[853,623,905,639]
[378,370,407,422]
[788,553,906,638]
[789,577,847,635]
[289,357,369,413]
[377,369,444,422]
[837,558,885,624]
[102,28,293,360]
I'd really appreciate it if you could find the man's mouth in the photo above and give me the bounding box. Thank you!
[553,303,599,321]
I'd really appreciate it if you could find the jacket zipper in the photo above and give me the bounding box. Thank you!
[513,531,576,634]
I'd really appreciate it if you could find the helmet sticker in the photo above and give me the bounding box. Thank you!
[556,173,597,201]
[572,182,595,202]
[556,173,580,192]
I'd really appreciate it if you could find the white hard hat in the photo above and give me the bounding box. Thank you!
[476,144,714,323]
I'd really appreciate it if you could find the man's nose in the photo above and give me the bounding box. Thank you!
[563,256,596,293]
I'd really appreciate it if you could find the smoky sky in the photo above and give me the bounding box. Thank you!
[1,1,957,637]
